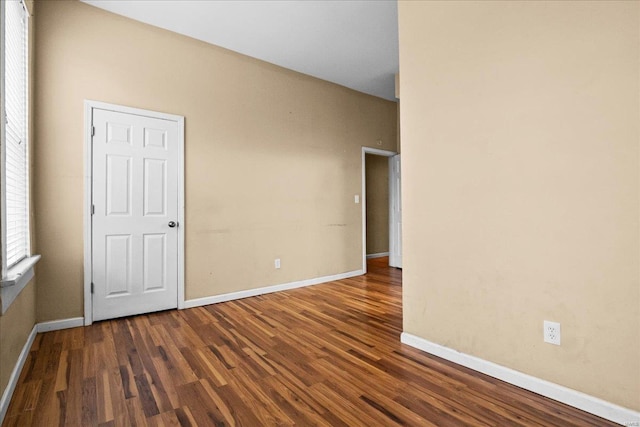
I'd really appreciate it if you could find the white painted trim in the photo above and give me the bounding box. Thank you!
[0,254,40,288]
[362,147,397,157]
[83,102,93,325]
[37,317,84,333]
[184,269,364,309]
[361,147,396,274]
[366,252,389,259]
[0,324,36,425]
[84,100,184,122]
[401,332,640,426]
[388,155,402,268]
[0,316,84,424]
[0,256,39,314]
[176,116,185,309]
[0,0,7,280]
[83,101,185,324]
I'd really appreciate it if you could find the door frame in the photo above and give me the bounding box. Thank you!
[388,154,401,269]
[83,100,185,326]
[361,147,397,273]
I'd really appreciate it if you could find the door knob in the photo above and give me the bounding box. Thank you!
[168,221,177,228]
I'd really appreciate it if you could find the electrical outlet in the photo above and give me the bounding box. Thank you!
[275,258,281,269]
[544,321,561,345]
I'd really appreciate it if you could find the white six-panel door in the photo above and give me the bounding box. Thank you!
[91,108,179,321]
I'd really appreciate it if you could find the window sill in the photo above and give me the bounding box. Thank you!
[0,254,41,314]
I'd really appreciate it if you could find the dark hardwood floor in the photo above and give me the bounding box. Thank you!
[4,257,614,426]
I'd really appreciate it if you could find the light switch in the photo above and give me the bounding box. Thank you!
[355,195,360,204]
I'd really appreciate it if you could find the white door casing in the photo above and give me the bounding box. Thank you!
[85,102,184,323]
[389,154,402,268]
[361,147,397,273]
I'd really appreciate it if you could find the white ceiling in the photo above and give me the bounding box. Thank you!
[82,0,399,101]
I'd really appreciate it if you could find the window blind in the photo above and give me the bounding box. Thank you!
[3,0,28,268]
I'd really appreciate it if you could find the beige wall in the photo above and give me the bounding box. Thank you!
[33,1,397,321]
[0,281,36,395]
[399,0,639,411]
[365,154,389,255]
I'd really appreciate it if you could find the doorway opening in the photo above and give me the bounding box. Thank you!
[361,147,401,274]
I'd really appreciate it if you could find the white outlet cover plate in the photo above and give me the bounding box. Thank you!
[544,320,561,345]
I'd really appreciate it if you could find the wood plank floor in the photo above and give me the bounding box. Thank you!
[4,257,615,426]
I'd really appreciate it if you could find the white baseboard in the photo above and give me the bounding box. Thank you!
[184,269,364,309]
[37,317,84,333]
[366,252,389,259]
[0,325,37,424]
[400,332,639,425]
[0,316,85,424]
[1,267,363,422]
